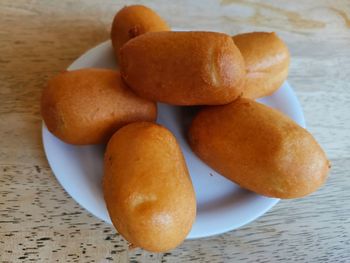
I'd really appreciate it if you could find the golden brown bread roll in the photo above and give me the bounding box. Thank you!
[120,31,246,105]
[41,69,157,145]
[111,5,170,61]
[233,32,290,99]
[188,98,330,199]
[103,122,196,252]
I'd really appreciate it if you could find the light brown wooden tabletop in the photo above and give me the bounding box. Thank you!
[1,0,349,262]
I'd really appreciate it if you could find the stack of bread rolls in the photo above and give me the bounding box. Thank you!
[41,4,330,252]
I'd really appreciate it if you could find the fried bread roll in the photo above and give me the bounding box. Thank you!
[103,122,196,252]
[111,5,170,61]
[120,31,246,105]
[188,98,330,198]
[233,32,290,99]
[41,69,157,144]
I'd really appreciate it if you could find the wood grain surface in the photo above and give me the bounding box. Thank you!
[1,0,349,262]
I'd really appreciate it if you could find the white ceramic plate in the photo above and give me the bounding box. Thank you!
[42,40,306,239]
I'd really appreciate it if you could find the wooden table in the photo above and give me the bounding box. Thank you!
[1,0,349,262]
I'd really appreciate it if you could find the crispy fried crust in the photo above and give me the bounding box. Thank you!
[111,5,170,61]
[233,32,290,99]
[188,98,330,198]
[103,122,196,252]
[41,69,157,144]
[120,31,246,105]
